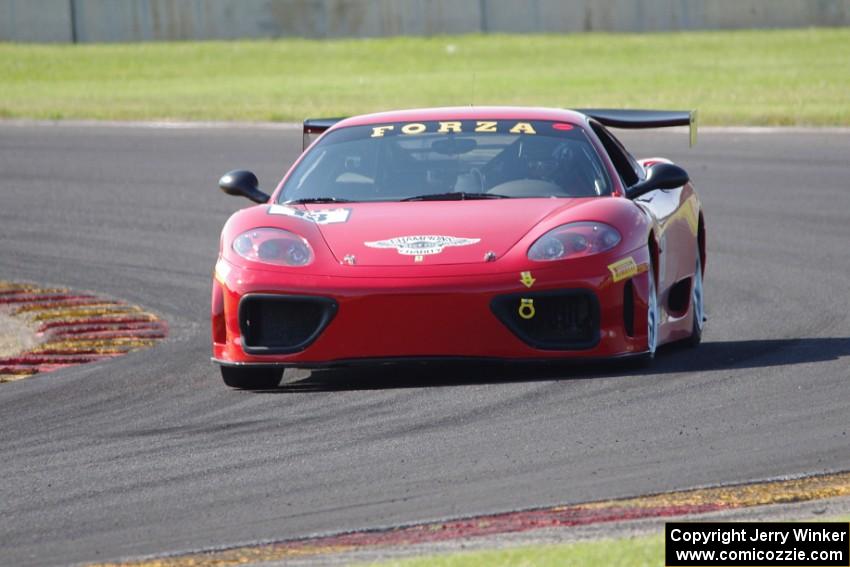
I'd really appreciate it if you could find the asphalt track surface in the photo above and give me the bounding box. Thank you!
[0,123,848,566]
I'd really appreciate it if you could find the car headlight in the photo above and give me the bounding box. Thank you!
[528,222,621,262]
[232,228,314,267]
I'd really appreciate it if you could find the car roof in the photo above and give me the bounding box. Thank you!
[334,106,589,128]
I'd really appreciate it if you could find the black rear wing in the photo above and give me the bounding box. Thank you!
[577,108,698,146]
[302,109,698,150]
[303,117,344,151]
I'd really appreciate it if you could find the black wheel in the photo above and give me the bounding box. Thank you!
[687,251,705,347]
[220,365,282,389]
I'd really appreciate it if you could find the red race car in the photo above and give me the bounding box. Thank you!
[212,107,705,389]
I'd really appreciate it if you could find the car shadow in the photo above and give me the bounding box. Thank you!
[251,337,850,393]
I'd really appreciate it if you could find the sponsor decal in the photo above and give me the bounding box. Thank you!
[268,205,351,224]
[364,235,480,257]
[370,121,537,138]
[520,271,536,288]
[608,256,639,282]
[518,298,536,320]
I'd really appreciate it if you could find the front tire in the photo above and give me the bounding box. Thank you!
[220,366,282,389]
[687,252,705,347]
[630,259,659,368]
[645,262,659,358]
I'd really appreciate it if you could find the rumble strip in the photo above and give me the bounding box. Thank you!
[0,281,167,382]
[90,471,850,566]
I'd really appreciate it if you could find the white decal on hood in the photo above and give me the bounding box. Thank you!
[364,235,480,256]
[268,204,351,224]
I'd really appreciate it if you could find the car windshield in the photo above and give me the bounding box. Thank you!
[279,120,611,203]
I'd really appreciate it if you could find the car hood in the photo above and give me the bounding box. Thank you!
[299,199,589,266]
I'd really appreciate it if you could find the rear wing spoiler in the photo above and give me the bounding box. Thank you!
[302,109,698,150]
[303,118,344,151]
[577,108,698,147]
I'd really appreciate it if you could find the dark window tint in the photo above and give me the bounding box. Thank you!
[280,120,612,202]
[589,121,644,188]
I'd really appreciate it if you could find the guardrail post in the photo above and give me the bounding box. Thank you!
[69,0,77,43]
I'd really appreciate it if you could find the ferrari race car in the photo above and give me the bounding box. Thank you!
[212,107,706,389]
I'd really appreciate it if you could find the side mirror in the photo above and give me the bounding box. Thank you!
[626,163,689,200]
[219,170,271,204]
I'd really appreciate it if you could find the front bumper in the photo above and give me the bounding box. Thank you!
[211,251,652,366]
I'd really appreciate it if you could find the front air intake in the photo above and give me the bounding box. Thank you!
[491,290,599,350]
[238,294,337,354]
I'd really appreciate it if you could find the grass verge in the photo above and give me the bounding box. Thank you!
[364,515,850,567]
[1,28,849,125]
[365,535,663,567]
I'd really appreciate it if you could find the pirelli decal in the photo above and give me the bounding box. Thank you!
[371,121,537,138]
[608,257,639,282]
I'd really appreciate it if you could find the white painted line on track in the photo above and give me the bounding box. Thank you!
[0,119,301,130]
[672,125,850,135]
[2,118,850,134]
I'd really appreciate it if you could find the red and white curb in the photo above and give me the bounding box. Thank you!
[91,470,850,566]
[0,282,167,381]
